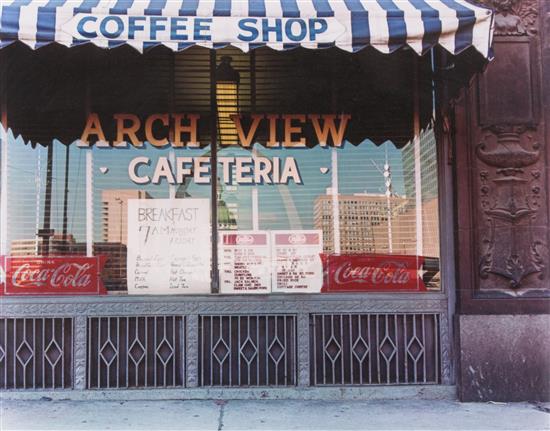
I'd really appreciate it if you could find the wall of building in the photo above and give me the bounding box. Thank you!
[453,0,550,402]
[458,315,550,401]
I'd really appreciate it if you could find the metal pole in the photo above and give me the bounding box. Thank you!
[210,51,219,293]
[85,51,93,257]
[252,147,259,230]
[331,149,340,254]
[86,151,93,257]
[384,146,393,253]
[62,144,70,241]
[250,51,259,230]
[40,143,54,255]
[0,52,8,256]
[413,57,423,257]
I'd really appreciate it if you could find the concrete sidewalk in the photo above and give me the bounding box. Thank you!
[1,399,549,431]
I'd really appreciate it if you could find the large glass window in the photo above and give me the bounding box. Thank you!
[1,46,440,295]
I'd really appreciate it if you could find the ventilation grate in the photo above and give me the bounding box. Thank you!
[200,315,296,387]
[311,313,440,385]
[0,318,72,389]
[88,316,184,389]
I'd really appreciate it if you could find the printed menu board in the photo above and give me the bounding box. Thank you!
[271,230,323,293]
[219,231,271,294]
[127,199,211,294]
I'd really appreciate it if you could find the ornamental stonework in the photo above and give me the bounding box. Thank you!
[479,0,538,36]
[476,125,546,293]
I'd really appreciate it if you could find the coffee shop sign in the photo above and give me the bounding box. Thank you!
[64,15,345,46]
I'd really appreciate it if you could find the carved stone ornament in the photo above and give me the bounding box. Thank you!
[476,125,545,291]
[479,0,538,36]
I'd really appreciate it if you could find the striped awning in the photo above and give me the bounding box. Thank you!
[0,0,494,57]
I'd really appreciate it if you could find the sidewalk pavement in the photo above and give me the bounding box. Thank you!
[1,399,549,431]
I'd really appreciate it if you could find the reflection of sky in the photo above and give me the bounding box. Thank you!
[220,141,405,230]
[5,130,407,244]
[6,133,87,243]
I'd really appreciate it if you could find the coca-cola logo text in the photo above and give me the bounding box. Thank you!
[0,256,107,296]
[12,263,93,289]
[322,254,426,292]
[333,261,411,285]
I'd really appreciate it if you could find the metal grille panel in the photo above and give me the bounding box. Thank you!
[0,318,72,389]
[200,315,296,387]
[88,316,184,389]
[311,313,440,385]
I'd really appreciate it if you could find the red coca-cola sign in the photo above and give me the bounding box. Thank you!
[0,256,107,296]
[321,254,427,292]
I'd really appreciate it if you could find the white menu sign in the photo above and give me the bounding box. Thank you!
[271,230,323,293]
[219,231,271,294]
[127,199,211,295]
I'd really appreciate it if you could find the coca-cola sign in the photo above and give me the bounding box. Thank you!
[0,256,107,296]
[321,254,427,292]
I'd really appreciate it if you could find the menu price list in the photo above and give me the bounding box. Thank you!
[272,231,323,293]
[219,231,270,294]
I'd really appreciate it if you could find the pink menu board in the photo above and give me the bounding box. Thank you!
[271,230,323,293]
[219,231,271,294]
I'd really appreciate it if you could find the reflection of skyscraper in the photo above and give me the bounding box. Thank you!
[314,191,410,254]
[401,129,440,258]
[102,190,151,245]
[10,234,77,256]
[217,178,238,230]
[402,128,439,201]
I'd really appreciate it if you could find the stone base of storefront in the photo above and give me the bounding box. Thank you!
[0,384,456,401]
[458,315,550,402]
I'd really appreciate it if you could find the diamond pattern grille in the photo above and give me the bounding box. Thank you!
[325,336,341,363]
[44,339,63,367]
[268,338,285,365]
[407,336,424,362]
[99,340,118,367]
[2,311,442,390]
[380,335,397,363]
[352,337,369,362]
[16,340,34,367]
[239,337,258,365]
[0,318,72,389]
[128,339,146,366]
[213,339,230,364]
[200,315,296,387]
[88,316,184,389]
[311,314,441,385]
[156,339,175,366]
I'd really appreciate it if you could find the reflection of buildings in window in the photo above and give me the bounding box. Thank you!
[219,169,239,229]
[217,178,238,230]
[401,130,440,258]
[100,189,151,291]
[402,129,439,201]
[373,198,440,258]
[176,174,238,230]
[10,234,77,256]
[314,191,410,254]
[101,189,151,246]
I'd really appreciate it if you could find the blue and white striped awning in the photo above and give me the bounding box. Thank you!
[0,0,494,57]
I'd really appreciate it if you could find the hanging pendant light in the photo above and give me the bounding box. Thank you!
[215,56,240,146]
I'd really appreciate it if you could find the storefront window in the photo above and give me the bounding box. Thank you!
[1,47,441,296]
